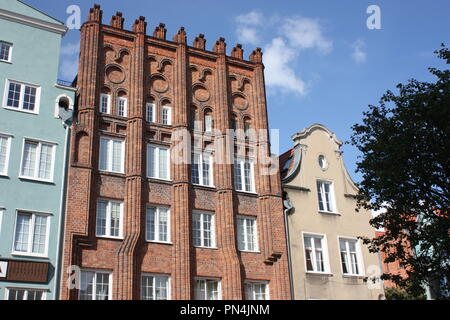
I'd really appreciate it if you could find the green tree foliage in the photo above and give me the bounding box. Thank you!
[350,45,450,299]
[385,286,426,300]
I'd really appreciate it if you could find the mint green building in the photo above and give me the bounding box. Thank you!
[0,0,75,300]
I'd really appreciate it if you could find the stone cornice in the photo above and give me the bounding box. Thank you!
[0,8,67,35]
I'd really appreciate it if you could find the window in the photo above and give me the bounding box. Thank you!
[146,206,170,243]
[316,181,336,213]
[192,211,215,248]
[141,274,170,300]
[117,97,127,117]
[195,278,220,300]
[245,282,269,300]
[4,80,40,113]
[303,234,329,273]
[96,200,123,239]
[147,144,170,180]
[190,107,199,131]
[20,139,55,181]
[204,111,213,132]
[100,94,111,114]
[79,270,111,300]
[99,137,124,173]
[0,135,11,176]
[237,216,258,252]
[162,106,172,125]
[234,159,255,193]
[339,238,363,276]
[191,152,213,187]
[146,103,155,122]
[244,118,252,140]
[13,211,49,256]
[318,155,328,170]
[0,42,12,62]
[7,288,45,300]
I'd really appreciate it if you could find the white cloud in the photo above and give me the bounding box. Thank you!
[235,11,264,45]
[234,11,332,96]
[281,16,333,54]
[60,42,79,56]
[264,38,307,96]
[352,39,367,64]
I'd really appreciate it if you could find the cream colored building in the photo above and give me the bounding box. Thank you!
[280,124,385,300]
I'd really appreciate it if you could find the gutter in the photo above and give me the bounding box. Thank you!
[283,194,295,300]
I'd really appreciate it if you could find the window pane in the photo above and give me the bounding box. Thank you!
[141,276,154,300]
[146,207,156,241]
[38,144,53,180]
[205,115,212,132]
[0,136,9,174]
[158,208,168,242]
[317,181,325,211]
[32,215,47,254]
[0,43,10,61]
[110,202,121,237]
[14,213,31,252]
[244,161,252,192]
[237,218,245,251]
[100,95,109,113]
[147,146,156,178]
[192,213,202,247]
[22,141,37,177]
[79,271,94,300]
[99,138,109,171]
[146,103,154,122]
[118,98,126,117]
[95,273,110,300]
[96,201,107,236]
[154,276,168,300]
[23,86,37,111]
[159,148,168,179]
[234,161,242,191]
[111,140,123,172]
[7,82,21,108]
[202,155,210,186]
[202,214,212,247]
[191,154,200,184]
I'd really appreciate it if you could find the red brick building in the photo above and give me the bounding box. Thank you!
[60,4,291,300]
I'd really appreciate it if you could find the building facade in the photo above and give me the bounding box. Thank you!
[0,0,75,300]
[60,5,290,300]
[280,124,385,300]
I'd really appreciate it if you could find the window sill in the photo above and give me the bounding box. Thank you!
[0,60,12,64]
[147,177,172,184]
[146,240,173,246]
[239,250,261,254]
[305,271,333,277]
[192,184,216,190]
[3,106,38,115]
[98,170,125,177]
[318,211,341,216]
[96,236,124,241]
[194,246,218,250]
[18,176,54,184]
[342,274,366,279]
[11,252,49,259]
[235,190,258,197]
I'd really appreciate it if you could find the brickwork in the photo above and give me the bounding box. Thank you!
[60,4,291,300]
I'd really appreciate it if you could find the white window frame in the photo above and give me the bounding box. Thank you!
[96,199,124,239]
[146,103,155,123]
[99,93,111,114]
[316,180,338,214]
[99,136,125,174]
[234,158,255,193]
[3,79,41,114]
[245,281,269,300]
[117,97,127,117]
[12,210,51,258]
[5,287,47,300]
[0,41,12,63]
[301,232,331,274]
[146,206,171,243]
[19,138,56,183]
[141,273,171,300]
[147,144,171,181]
[338,236,365,276]
[191,151,214,187]
[204,113,213,132]
[194,277,221,300]
[0,207,4,236]
[78,269,112,300]
[192,210,216,249]
[0,134,12,176]
[162,106,172,125]
[237,215,259,252]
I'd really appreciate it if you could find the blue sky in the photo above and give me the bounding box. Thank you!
[23,0,450,182]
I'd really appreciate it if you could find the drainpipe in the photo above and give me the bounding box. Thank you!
[53,119,71,300]
[283,194,295,300]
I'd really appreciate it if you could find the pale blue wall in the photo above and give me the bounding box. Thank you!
[0,0,74,300]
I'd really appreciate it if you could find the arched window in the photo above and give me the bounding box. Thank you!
[230,114,238,131]
[243,117,252,140]
[191,106,199,131]
[204,108,213,133]
[146,96,155,123]
[117,90,127,117]
[161,100,172,126]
